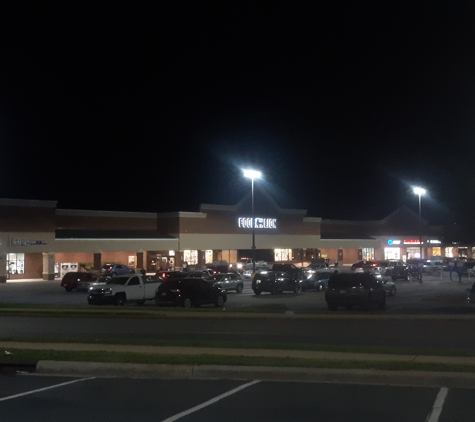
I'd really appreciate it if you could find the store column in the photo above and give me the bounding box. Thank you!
[42,253,55,281]
[94,252,102,271]
[0,253,6,283]
[197,251,205,268]
[136,251,144,271]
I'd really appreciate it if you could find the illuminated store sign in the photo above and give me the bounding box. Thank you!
[428,240,441,244]
[403,239,421,245]
[10,238,47,246]
[387,239,401,245]
[238,217,277,229]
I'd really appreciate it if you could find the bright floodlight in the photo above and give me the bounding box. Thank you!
[243,169,262,180]
[413,187,426,196]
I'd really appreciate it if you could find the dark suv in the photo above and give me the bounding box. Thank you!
[325,272,386,311]
[60,272,101,292]
[377,259,409,281]
[252,271,299,295]
[155,278,227,308]
[271,263,303,281]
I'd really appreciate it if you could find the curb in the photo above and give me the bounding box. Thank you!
[35,361,475,388]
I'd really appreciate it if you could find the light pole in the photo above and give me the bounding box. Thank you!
[413,187,426,259]
[243,169,262,272]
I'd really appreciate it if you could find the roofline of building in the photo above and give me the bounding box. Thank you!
[56,209,157,218]
[0,198,57,208]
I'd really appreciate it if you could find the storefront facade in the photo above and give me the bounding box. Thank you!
[0,192,448,281]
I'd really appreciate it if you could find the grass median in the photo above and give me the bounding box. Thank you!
[2,348,475,373]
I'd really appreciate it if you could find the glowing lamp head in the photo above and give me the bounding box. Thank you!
[413,187,426,196]
[243,169,262,180]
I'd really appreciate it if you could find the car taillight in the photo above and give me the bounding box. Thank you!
[372,263,377,266]
[170,289,180,293]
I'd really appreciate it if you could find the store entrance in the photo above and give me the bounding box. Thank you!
[384,247,400,260]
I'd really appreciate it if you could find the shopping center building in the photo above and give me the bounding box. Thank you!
[0,188,464,282]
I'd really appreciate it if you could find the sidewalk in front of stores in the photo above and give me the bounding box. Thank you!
[3,341,475,388]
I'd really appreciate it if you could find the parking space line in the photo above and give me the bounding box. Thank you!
[425,387,448,422]
[161,380,260,422]
[0,377,95,402]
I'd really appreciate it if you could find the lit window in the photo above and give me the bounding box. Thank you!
[274,249,292,261]
[205,250,213,264]
[7,253,25,274]
[183,250,198,265]
[362,248,374,260]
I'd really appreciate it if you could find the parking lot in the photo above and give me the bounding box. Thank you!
[1,271,474,314]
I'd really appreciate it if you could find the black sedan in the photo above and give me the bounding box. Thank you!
[252,271,299,295]
[155,278,227,308]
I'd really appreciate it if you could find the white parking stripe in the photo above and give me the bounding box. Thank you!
[425,387,449,422]
[161,380,260,422]
[0,377,95,402]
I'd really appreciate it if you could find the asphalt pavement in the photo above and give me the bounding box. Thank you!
[3,271,475,389]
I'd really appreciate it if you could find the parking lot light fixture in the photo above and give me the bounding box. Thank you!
[413,187,426,259]
[243,169,262,272]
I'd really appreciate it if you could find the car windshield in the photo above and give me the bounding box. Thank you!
[106,277,128,285]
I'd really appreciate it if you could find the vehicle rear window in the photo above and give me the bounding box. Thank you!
[329,273,377,289]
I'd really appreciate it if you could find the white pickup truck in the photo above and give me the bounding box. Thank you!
[87,274,161,306]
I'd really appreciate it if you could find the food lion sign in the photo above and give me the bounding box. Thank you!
[238,217,277,229]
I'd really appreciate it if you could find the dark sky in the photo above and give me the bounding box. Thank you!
[1,2,474,232]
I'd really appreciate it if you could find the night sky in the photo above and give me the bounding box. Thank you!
[1,2,474,237]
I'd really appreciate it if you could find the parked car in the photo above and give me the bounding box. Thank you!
[373,273,397,296]
[205,261,230,274]
[88,274,161,306]
[242,266,271,279]
[208,272,244,293]
[252,271,299,295]
[233,258,268,272]
[299,270,334,292]
[351,260,384,273]
[101,264,135,277]
[325,272,386,311]
[184,270,215,279]
[60,271,102,292]
[302,261,330,277]
[155,278,227,308]
[376,260,409,281]
[154,270,183,281]
[271,263,303,281]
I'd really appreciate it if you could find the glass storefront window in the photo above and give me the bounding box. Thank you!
[445,247,454,258]
[205,250,213,264]
[362,248,374,260]
[183,250,198,265]
[384,248,400,260]
[274,249,292,261]
[7,253,25,274]
[406,247,420,259]
[458,248,468,258]
[431,247,441,256]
